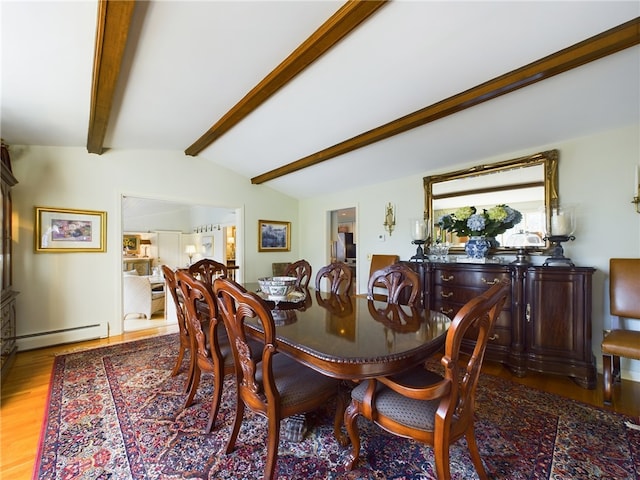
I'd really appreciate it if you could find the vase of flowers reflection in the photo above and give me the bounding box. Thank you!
[438,205,522,259]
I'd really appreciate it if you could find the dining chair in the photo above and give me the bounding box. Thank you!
[188,258,228,286]
[602,258,640,405]
[315,261,353,295]
[367,263,420,306]
[175,270,239,433]
[368,254,399,287]
[162,266,194,390]
[283,259,312,288]
[344,279,510,480]
[213,277,344,480]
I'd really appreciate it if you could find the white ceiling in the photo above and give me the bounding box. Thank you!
[2,1,639,200]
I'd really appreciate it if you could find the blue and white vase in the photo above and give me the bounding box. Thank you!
[465,236,491,259]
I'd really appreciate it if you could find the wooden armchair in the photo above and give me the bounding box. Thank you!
[344,279,510,479]
[175,270,234,433]
[367,263,420,306]
[602,258,640,405]
[283,259,312,288]
[162,266,193,386]
[213,277,343,480]
[315,261,353,294]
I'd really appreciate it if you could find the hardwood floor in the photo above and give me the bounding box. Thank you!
[1,324,638,479]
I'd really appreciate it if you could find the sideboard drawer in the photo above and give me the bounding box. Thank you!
[433,266,511,288]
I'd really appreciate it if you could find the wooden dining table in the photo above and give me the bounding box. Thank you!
[242,283,451,381]
[203,283,452,444]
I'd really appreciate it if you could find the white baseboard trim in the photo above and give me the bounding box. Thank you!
[17,324,106,351]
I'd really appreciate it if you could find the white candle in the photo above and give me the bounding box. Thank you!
[411,219,426,240]
[551,213,570,236]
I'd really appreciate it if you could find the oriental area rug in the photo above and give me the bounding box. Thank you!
[34,334,639,479]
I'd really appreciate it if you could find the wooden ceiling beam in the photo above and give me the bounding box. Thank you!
[252,16,640,185]
[87,0,136,155]
[184,0,388,157]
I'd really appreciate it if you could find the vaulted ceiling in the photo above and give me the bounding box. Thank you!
[2,1,639,199]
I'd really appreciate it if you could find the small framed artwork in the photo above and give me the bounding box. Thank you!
[122,234,140,255]
[35,207,107,253]
[202,235,213,257]
[258,220,291,252]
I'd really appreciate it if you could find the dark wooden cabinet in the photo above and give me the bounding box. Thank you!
[524,267,595,388]
[1,142,18,382]
[407,260,596,388]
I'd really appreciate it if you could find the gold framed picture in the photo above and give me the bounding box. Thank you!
[35,207,107,253]
[258,220,291,252]
[122,234,141,255]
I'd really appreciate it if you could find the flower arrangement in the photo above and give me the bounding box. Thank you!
[438,204,522,238]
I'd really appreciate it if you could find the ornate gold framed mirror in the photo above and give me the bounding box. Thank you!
[424,149,559,253]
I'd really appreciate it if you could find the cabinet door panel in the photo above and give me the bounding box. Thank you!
[526,270,590,360]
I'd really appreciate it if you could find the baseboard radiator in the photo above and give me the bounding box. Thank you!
[16,324,105,351]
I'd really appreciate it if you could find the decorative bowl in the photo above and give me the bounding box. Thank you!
[257,276,297,300]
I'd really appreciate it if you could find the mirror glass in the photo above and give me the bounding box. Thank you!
[424,150,558,252]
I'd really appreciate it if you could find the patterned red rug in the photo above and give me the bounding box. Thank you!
[34,334,640,479]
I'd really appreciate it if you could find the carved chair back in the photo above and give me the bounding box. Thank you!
[284,259,312,288]
[315,261,353,294]
[367,263,420,306]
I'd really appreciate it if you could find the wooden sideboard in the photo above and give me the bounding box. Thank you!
[406,261,596,389]
[1,142,18,382]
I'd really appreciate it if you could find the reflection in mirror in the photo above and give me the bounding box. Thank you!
[424,150,558,252]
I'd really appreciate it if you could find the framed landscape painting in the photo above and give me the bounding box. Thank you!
[258,220,290,252]
[35,207,107,252]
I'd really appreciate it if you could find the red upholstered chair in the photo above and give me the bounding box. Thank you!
[315,261,353,295]
[367,263,420,306]
[213,277,343,480]
[283,259,312,289]
[344,280,510,480]
[602,258,640,405]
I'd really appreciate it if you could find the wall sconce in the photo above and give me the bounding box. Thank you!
[633,165,640,213]
[383,202,396,236]
[139,239,151,257]
[185,244,196,265]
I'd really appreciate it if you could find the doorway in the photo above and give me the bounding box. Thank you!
[121,195,239,332]
[329,207,357,292]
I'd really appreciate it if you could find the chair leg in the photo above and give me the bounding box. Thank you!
[343,401,361,470]
[204,369,224,433]
[225,393,244,455]
[332,384,349,446]
[434,440,451,480]
[613,355,621,383]
[264,413,281,480]
[183,354,195,395]
[184,366,201,409]
[171,345,185,377]
[603,354,613,405]
[465,427,488,480]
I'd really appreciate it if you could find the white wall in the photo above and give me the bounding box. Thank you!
[12,147,298,347]
[299,124,640,381]
[9,125,640,381]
